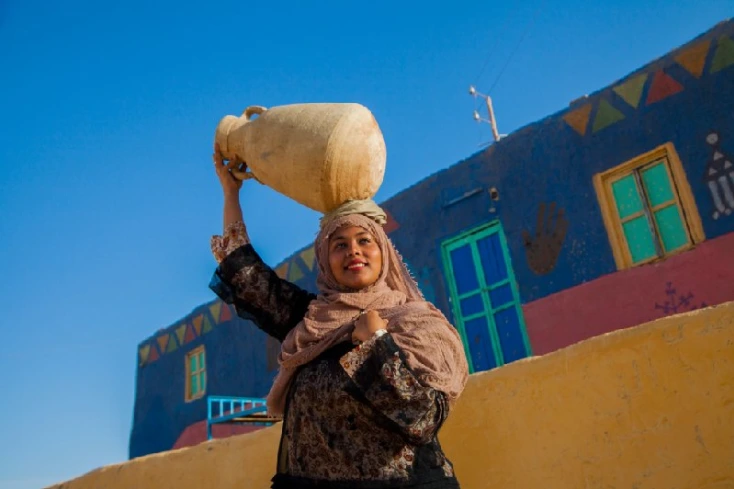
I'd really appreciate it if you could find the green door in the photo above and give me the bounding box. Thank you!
[441,222,531,373]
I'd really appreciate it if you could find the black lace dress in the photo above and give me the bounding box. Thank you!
[210,243,461,489]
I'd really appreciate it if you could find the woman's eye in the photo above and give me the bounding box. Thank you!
[360,238,371,244]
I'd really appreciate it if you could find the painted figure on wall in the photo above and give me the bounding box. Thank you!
[704,131,734,219]
[522,202,569,275]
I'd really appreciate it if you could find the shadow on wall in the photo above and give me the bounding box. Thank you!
[48,301,734,489]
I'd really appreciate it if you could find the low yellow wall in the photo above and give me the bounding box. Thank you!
[49,301,734,489]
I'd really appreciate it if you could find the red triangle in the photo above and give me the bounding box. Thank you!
[646,71,683,105]
[219,303,233,322]
[383,209,400,234]
[147,344,160,363]
[184,323,197,343]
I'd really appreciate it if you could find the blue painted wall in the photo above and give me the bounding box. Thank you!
[129,303,279,458]
[130,20,734,458]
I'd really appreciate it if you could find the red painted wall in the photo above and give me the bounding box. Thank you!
[524,232,734,355]
[172,419,267,451]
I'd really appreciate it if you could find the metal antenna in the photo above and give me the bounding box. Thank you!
[469,85,501,143]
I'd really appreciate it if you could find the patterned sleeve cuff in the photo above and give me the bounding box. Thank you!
[211,221,251,263]
[339,331,388,377]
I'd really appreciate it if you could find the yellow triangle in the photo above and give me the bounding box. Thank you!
[176,324,187,345]
[209,301,222,324]
[287,260,305,282]
[563,104,592,135]
[139,344,151,366]
[275,262,289,279]
[675,40,711,78]
[193,314,203,335]
[612,73,648,108]
[711,36,734,74]
[157,334,169,353]
[202,315,213,334]
[299,247,316,271]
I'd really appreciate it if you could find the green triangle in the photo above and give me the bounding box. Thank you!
[592,99,625,133]
[287,260,305,282]
[202,315,213,334]
[166,334,179,353]
[711,36,734,73]
[612,74,647,108]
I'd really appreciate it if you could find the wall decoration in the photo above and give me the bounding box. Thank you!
[184,324,197,344]
[522,202,569,275]
[176,324,187,345]
[166,334,179,353]
[646,71,683,105]
[592,99,625,132]
[675,40,711,78]
[275,262,289,279]
[157,334,169,353]
[612,74,648,108]
[383,208,400,234]
[147,344,160,363]
[299,247,316,271]
[209,302,222,325]
[654,282,707,314]
[710,36,734,73]
[703,131,734,219]
[219,303,233,322]
[139,344,151,366]
[193,314,203,336]
[201,315,213,334]
[287,260,305,282]
[562,104,592,136]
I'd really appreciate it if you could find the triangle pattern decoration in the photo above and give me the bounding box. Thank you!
[193,314,203,336]
[711,36,734,74]
[275,262,289,279]
[139,344,151,366]
[612,74,648,108]
[300,247,316,271]
[176,324,187,345]
[209,302,223,325]
[202,314,213,334]
[675,40,711,78]
[184,323,197,344]
[219,303,233,323]
[166,334,179,353]
[592,99,625,133]
[157,334,169,353]
[646,71,683,105]
[562,104,592,136]
[288,260,305,282]
[147,344,160,363]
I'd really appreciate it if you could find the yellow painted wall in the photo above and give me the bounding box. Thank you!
[48,301,734,489]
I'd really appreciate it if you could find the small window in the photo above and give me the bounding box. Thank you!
[594,143,704,269]
[185,346,206,401]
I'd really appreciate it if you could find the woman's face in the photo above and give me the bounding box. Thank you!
[328,225,383,290]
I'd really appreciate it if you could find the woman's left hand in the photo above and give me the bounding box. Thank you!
[352,310,388,344]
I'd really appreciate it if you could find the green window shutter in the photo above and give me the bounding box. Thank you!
[622,216,657,263]
[641,162,675,207]
[654,205,689,252]
[612,174,644,218]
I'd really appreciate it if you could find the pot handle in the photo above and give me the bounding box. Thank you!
[243,105,267,120]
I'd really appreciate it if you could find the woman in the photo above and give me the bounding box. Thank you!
[209,145,469,489]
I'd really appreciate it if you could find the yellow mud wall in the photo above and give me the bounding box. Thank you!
[48,301,734,489]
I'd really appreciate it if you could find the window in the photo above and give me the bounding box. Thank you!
[441,222,531,373]
[594,143,704,270]
[185,346,206,401]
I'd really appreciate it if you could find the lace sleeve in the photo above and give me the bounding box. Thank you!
[340,333,448,445]
[211,221,251,263]
[209,244,316,341]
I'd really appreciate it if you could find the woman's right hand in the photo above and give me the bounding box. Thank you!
[213,143,244,197]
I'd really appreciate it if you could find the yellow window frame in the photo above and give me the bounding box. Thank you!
[593,142,705,270]
[185,345,206,402]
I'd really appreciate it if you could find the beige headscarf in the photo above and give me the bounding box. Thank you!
[266,200,469,416]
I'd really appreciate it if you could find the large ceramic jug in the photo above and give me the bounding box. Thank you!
[214,103,387,213]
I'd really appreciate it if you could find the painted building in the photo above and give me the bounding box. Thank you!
[130,20,734,459]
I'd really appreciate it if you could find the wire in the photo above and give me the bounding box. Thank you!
[487,0,546,93]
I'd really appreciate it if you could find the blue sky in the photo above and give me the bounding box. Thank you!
[0,1,730,487]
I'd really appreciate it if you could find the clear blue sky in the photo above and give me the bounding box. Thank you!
[0,1,730,487]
